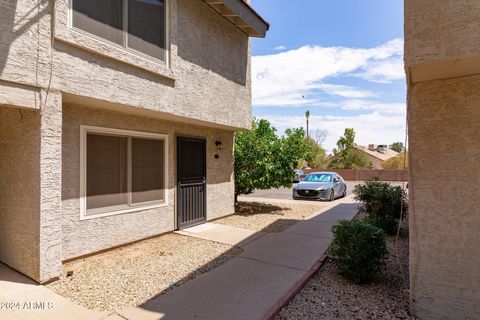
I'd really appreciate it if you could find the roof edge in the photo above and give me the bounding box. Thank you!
[202,0,270,38]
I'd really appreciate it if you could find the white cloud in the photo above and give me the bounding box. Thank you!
[274,45,287,51]
[260,111,406,153]
[252,39,405,107]
[337,100,406,114]
[313,84,374,99]
[356,56,405,83]
[253,84,374,107]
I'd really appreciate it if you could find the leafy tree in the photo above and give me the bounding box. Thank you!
[329,128,370,169]
[304,130,328,169]
[341,149,371,169]
[234,119,310,202]
[334,128,356,155]
[389,142,405,153]
[382,152,409,169]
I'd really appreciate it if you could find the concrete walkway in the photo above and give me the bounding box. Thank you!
[175,223,265,247]
[0,197,358,320]
[0,263,109,320]
[117,198,359,320]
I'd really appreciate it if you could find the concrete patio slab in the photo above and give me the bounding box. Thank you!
[117,257,305,320]
[175,223,265,246]
[0,263,108,320]
[283,220,335,239]
[240,232,331,271]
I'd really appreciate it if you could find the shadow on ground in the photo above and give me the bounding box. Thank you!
[127,202,360,320]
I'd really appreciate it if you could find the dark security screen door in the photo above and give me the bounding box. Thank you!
[177,137,206,228]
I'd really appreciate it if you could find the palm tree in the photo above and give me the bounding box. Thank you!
[305,110,310,139]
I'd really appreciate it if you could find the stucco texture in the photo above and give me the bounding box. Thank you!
[0,0,250,282]
[408,75,480,320]
[405,0,480,66]
[53,0,251,130]
[0,107,41,280]
[1,0,251,130]
[0,90,62,282]
[62,104,234,260]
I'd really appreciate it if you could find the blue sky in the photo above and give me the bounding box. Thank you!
[250,0,406,152]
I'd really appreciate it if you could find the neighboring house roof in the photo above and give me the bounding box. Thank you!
[202,0,270,37]
[355,145,399,162]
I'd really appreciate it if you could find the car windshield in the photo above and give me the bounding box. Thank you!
[304,174,332,182]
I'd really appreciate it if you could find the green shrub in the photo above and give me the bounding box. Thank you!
[353,179,408,235]
[329,219,387,283]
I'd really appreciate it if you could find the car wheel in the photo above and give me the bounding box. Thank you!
[329,189,335,201]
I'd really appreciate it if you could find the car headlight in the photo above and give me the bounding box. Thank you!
[318,187,326,191]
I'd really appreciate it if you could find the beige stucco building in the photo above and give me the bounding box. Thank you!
[405,1,480,319]
[0,0,268,283]
[355,145,399,169]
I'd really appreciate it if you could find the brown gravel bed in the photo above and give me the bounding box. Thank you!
[276,235,417,320]
[47,234,241,311]
[215,201,326,232]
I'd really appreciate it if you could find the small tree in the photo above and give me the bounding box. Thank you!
[382,152,409,170]
[341,149,371,169]
[234,119,310,203]
[329,128,370,169]
[304,129,328,169]
[334,128,356,156]
[389,142,405,153]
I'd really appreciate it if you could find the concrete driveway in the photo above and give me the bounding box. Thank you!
[243,181,406,201]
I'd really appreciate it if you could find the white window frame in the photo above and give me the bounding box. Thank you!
[80,125,168,220]
[68,0,169,65]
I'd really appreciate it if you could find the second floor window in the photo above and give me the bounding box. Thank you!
[72,0,167,61]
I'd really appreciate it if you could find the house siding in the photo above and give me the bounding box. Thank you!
[406,0,480,318]
[0,0,250,282]
[1,0,251,130]
[0,107,41,280]
[61,104,234,260]
[408,76,480,320]
[405,0,480,66]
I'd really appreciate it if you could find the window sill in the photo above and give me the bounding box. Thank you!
[80,202,168,221]
[54,28,175,81]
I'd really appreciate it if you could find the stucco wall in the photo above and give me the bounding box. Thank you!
[0,106,41,280]
[1,0,249,281]
[39,90,63,281]
[408,75,480,320]
[62,104,234,260]
[405,0,480,66]
[0,0,252,130]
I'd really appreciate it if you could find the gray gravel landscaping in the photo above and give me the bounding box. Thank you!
[276,235,417,320]
[47,234,241,311]
[215,200,326,232]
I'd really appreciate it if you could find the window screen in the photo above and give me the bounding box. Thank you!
[84,131,166,215]
[72,0,124,45]
[131,138,165,203]
[86,134,128,210]
[128,0,166,60]
[72,0,166,61]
